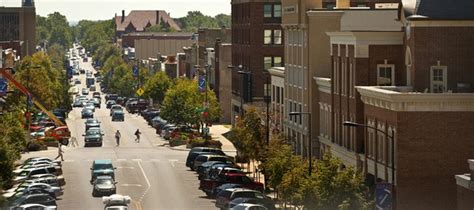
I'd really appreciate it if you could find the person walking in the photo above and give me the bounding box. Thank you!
[115,130,121,146]
[55,143,64,161]
[134,129,141,143]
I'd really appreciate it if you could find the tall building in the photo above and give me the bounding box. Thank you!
[0,0,36,57]
[230,0,284,125]
[281,0,398,157]
[313,0,474,209]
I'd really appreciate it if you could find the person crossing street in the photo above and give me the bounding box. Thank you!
[115,130,121,146]
[134,129,141,143]
[55,142,64,161]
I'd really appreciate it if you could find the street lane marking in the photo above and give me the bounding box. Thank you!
[169,159,178,168]
[137,160,151,204]
[132,159,142,162]
[120,184,142,187]
[116,166,135,169]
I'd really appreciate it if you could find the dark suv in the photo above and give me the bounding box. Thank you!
[185,147,226,170]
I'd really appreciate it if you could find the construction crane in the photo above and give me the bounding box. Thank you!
[0,68,66,127]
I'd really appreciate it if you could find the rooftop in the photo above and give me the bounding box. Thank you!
[402,0,474,20]
[115,10,181,32]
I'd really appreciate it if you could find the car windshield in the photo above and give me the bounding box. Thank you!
[235,191,264,199]
[94,164,113,170]
[18,171,30,176]
[86,130,100,135]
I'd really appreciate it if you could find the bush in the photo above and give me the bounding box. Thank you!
[187,137,222,149]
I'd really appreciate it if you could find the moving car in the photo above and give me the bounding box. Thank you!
[85,118,101,131]
[110,105,123,116]
[92,176,117,197]
[105,94,118,101]
[102,194,131,210]
[81,109,94,119]
[90,85,97,92]
[90,160,116,183]
[84,103,95,112]
[81,88,89,95]
[83,128,104,147]
[73,99,85,107]
[111,110,125,122]
[106,100,116,109]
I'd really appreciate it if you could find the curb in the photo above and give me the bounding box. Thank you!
[167,146,237,153]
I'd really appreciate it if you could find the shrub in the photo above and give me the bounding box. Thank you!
[27,140,46,151]
[187,137,222,149]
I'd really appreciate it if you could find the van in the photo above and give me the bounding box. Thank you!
[90,160,116,183]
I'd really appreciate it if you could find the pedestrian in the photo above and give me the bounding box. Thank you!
[134,129,141,143]
[55,142,64,161]
[115,130,121,146]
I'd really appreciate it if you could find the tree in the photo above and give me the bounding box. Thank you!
[160,78,220,126]
[278,157,308,208]
[36,12,73,49]
[143,71,172,104]
[215,14,231,28]
[228,108,266,162]
[177,11,219,32]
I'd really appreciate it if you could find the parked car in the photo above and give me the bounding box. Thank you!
[199,173,264,196]
[151,116,168,134]
[85,118,101,131]
[11,203,57,210]
[3,182,62,199]
[28,174,65,187]
[22,157,61,167]
[83,128,104,147]
[230,203,268,210]
[186,147,226,170]
[7,193,57,208]
[106,100,116,109]
[215,188,267,209]
[160,124,176,140]
[193,154,234,171]
[90,160,116,183]
[92,176,117,197]
[13,167,61,184]
[228,197,276,210]
[111,110,125,122]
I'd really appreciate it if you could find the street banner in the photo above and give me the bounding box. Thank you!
[198,75,206,92]
[375,182,392,210]
[0,78,7,96]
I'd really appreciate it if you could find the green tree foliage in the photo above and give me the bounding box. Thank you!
[73,19,115,53]
[228,108,266,162]
[13,52,69,110]
[278,157,308,207]
[92,44,121,67]
[177,11,231,32]
[160,78,220,126]
[106,64,135,97]
[143,71,172,104]
[36,12,73,48]
[0,111,28,189]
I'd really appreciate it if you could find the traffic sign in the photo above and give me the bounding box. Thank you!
[133,65,139,77]
[198,75,206,92]
[0,78,7,96]
[136,88,144,96]
[375,182,392,209]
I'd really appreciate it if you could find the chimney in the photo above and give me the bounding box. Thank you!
[121,10,125,23]
[336,0,350,9]
[306,0,323,9]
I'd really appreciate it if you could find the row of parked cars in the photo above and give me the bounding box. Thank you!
[185,147,276,210]
[1,157,66,209]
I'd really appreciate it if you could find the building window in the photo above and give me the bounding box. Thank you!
[264,57,272,70]
[377,64,395,86]
[274,57,282,67]
[264,56,283,70]
[430,66,447,93]
[264,4,273,18]
[264,30,272,44]
[264,30,282,45]
[274,4,282,17]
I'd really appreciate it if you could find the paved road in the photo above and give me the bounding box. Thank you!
[21,57,217,210]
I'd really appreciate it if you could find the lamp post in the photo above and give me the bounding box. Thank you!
[227,65,247,117]
[289,112,312,176]
[343,121,396,208]
[195,64,211,137]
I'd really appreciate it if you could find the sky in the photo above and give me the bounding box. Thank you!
[1,0,231,22]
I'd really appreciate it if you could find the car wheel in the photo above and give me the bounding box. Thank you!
[92,191,97,197]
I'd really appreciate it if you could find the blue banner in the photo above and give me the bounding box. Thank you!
[198,76,206,92]
[133,65,139,77]
[0,78,7,96]
[375,182,392,209]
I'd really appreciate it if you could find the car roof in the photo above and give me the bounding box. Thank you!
[224,188,258,193]
[93,159,112,164]
[96,175,114,180]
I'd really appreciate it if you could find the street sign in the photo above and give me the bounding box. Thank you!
[0,78,7,96]
[198,75,206,92]
[136,87,144,96]
[375,182,392,209]
[133,65,139,77]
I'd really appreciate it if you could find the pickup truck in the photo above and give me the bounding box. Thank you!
[199,173,264,197]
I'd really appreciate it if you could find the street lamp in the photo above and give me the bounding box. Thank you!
[227,65,248,117]
[343,121,396,208]
[289,111,312,176]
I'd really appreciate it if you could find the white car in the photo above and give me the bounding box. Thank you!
[103,194,131,210]
[3,183,62,198]
[12,203,57,210]
[14,163,58,174]
[22,157,61,167]
[230,203,268,210]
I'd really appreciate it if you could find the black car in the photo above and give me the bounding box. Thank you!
[106,100,116,109]
[83,128,103,147]
[105,94,118,101]
[73,100,85,107]
[186,147,226,170]
[81,109,94,119]
[111,110,125,122]
[92,176,116,197]
[8,193,57,207]
[85,118,101,131]
[90,98,101,108]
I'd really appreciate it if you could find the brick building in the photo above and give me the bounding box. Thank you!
[215,42,233,124]
[114,10,180,42]
[121,32,194,48]
[455,160,474,210]
[314,0,474,209]
[230,0,284,124]
[0,0,36,57]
